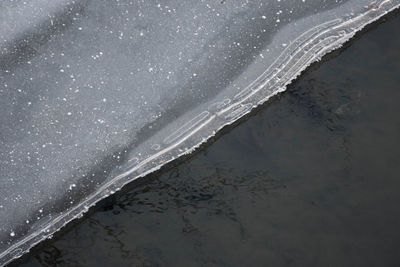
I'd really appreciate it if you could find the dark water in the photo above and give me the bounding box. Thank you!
[11,12,400,267]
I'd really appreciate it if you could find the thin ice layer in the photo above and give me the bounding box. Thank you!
[0,0,399,265]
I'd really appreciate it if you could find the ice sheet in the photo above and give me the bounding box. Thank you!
[1,0,399,265]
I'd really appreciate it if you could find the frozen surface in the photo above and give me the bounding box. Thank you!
[0,0,399,265]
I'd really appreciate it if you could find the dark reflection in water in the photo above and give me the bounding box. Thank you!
[12,12,400,267]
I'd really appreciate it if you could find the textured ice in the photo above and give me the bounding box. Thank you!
[0,0,399,265]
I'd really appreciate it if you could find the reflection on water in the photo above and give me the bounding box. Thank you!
[12,12,400,267]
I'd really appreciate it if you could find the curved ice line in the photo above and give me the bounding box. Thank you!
[221,20,344,115]
[232,18,342,102]
[163,111,211,144]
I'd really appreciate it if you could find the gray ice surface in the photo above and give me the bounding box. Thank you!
[1,0,399,265]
